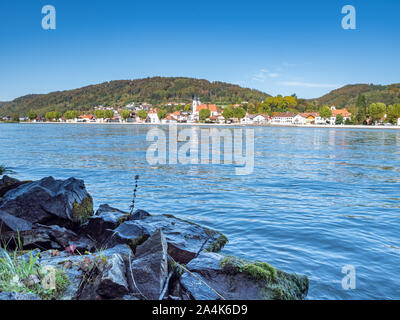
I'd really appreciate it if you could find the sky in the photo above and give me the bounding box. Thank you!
[0,0,399,101]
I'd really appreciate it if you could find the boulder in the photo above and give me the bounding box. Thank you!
[0,176,30,199]
[0,224,95,251]
[115,214,228,264]
[0,292,41,300]
[0,210,33,232]
[179,252,309,300]
[38,250,86,300]
[128,229,168,300]
[82,204,129,243]
[109,220,151,250]
[0,176,93,226]
[96,253,129,298]
[130,209,151,220]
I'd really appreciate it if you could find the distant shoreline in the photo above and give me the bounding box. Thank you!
[2,121,400,130]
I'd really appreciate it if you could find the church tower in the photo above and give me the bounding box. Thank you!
[192,97,201,115]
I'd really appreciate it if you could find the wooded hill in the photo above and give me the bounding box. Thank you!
[0,77,268,117]
[310,83,400,108]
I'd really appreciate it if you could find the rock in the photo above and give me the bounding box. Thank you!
[128,229,168,300]
[0,292,41,300]
[0,210,33,231]
[130,209,151,220]
[39,250,86,300]
[96,253,129,298]
[115,214,228,264]
[109,220,150,250]
[0,225,95,251]
[82,204,129,243]
[0,176,93,226]
[178,252,309,300]
[0,176,30,198]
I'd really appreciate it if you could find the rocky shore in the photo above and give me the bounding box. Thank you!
[0,175,309,300]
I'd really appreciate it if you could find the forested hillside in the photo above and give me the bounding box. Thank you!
[312,83,400,108]
[0,77,268,116]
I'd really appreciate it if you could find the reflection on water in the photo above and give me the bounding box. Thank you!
[0,124,400,299]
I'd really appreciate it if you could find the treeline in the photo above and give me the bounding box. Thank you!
[0,77,268,117]
[313,83,400,108]
[344,94,400,124]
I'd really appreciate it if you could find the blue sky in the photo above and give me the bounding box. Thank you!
[0,0,399,101]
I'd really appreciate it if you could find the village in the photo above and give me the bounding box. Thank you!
[5,98,400,127]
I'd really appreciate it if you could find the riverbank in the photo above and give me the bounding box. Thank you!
[4,121,400,130]
[0,175,309,300]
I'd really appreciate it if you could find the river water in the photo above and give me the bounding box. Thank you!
[0,123,399,299]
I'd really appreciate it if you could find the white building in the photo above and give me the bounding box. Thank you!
[292,114,307,125]
[271,112,295,125]
[254,114,268,124]
[241,114,255,124]
[192,97,202,115]
[397,118,400,126]
[147,110,160,124]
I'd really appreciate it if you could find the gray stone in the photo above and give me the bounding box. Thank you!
[0,292,41,300]
[0,176,30,198]
[130,209,151,220]
[84,204,129,240]
[0,224,95,251]
[179,252,309,300]
[38,250,86,300]
[128,229,168,300]
[111,220,150,246]
[96,253,129,298]
[0,210,33,231]
[122,214,228,264]
[0,176,93,225]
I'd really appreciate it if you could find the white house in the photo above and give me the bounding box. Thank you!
[241,114,255,125]
[271,112,295,125]
[147,110,160,124]
[292,114,307,125]
[397,118,400,126]
[254,114,268,124]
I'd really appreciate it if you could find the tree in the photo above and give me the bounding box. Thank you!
[64,110,78,120]
[94,110,105,119]
[319,106,332,120]
[138,110,148,121]
[46,111,60,121]
[368,103,386,123]
[199,109,211,122]
[28,109,37,121]
[222,106,233,121]
[157,109,167,120]
[387,104,400,124]
[233,107,246,119]
[335,114,344,125]
[355,94,367,124]
[104,110,114,119]
[11,113,20,122]
[121,110,131,121]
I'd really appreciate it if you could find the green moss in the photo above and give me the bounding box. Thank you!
[205,231,229,253]
[117,214,131,226]
[127,235,148,253]
[242,262,278,283]
[219,256,278,283]
[72,195,94,224]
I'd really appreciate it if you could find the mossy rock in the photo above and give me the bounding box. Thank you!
[71,195,94,224]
